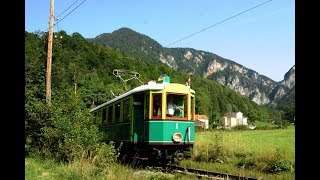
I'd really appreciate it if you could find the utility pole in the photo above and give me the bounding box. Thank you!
[46,0,54,106]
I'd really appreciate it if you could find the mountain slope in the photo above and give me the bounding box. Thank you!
[26,30,277,125]
[281,65,295,89]
[89,27,294,107]
[88,27,165,65]
[269,65,295,108]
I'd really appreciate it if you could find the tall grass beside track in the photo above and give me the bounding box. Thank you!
[25,125,295,179]
[25,156,150,180]
[196,126,295,160]
[180,125,295,179]
[26,156,193,180]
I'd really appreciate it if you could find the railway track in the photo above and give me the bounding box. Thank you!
[162,165,261,180]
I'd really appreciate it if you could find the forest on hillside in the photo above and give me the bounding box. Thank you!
[26,30,286,122]
[25,30,294,160]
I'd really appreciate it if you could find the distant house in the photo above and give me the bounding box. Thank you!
[195,114,209,129]
[220,112,248,127]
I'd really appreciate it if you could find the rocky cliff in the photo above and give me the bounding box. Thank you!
[89,27,295,107]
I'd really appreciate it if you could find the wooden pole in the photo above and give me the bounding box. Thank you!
[46,0,54,106]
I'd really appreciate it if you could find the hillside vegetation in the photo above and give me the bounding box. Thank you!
[25,30,293,170]
[26,30,285,128]
[89,27,295,108]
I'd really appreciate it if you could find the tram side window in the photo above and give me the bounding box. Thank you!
[152,94,162,118]
[108,105,113,124]
[191,96,195,120]
[123,99,130,122]
[182,96,187,118]
[115,102,121,123]
[145,94,150,119]
[102,108,106,126]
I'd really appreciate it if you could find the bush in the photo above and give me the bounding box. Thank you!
[254,126,278,130]
[25,100,54,156]
[265,160,294,174]
[232,125,248,130]
[193,134,227,163]
[237,157,257,170]
[26,89,104,163]
[210,123,219,129]
[277,120,290,129]
[92,142,119,169]
[265,148,294,173]
[234,147,295,174]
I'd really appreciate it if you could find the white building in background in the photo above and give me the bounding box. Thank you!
[195,114,209,129]
[220,111,248,127]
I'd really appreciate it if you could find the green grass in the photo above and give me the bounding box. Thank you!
[25,157,183,180]
[197,126,295,161]
[178,126,295,179]
[179,160,294,180]
[253,121,279,128]
[26,157,103,179]
[26,126,295,179]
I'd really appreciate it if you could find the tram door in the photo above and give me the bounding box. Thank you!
[133,94,145,143]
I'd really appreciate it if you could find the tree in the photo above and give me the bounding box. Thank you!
[226,103,232,112]
[195,93,209,115]
[232,105,238,112]
[282,103,295,123]
[248,108,259,122]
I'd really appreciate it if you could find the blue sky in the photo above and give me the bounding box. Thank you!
[25,0,294,82]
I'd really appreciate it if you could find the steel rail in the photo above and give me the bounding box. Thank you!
[163,165,261,180]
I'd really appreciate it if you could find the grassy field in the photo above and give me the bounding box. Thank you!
[26,126,295,179]
[195,126,295,160]
[180,125,295,179]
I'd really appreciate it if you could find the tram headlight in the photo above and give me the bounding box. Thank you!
[172,133,183,142]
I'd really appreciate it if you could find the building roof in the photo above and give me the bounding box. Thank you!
[195,114,208,119]
[223,112,236,117]
[222,111,247,118]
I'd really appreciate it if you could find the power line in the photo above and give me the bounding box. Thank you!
[56,0,79,18]
[55,0,87,25]
[45,0,87,32]
[166,0,272,47]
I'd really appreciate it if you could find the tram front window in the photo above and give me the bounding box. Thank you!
[166,94,187,119]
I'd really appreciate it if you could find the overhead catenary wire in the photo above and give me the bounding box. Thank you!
[56,0,79,18]
[166,0,272,47]
[45,0,87,32]
[54,0,87,25]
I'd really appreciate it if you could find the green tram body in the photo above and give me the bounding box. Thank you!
[90,80,195,162]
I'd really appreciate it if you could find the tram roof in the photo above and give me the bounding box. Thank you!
[90,82,195,112]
